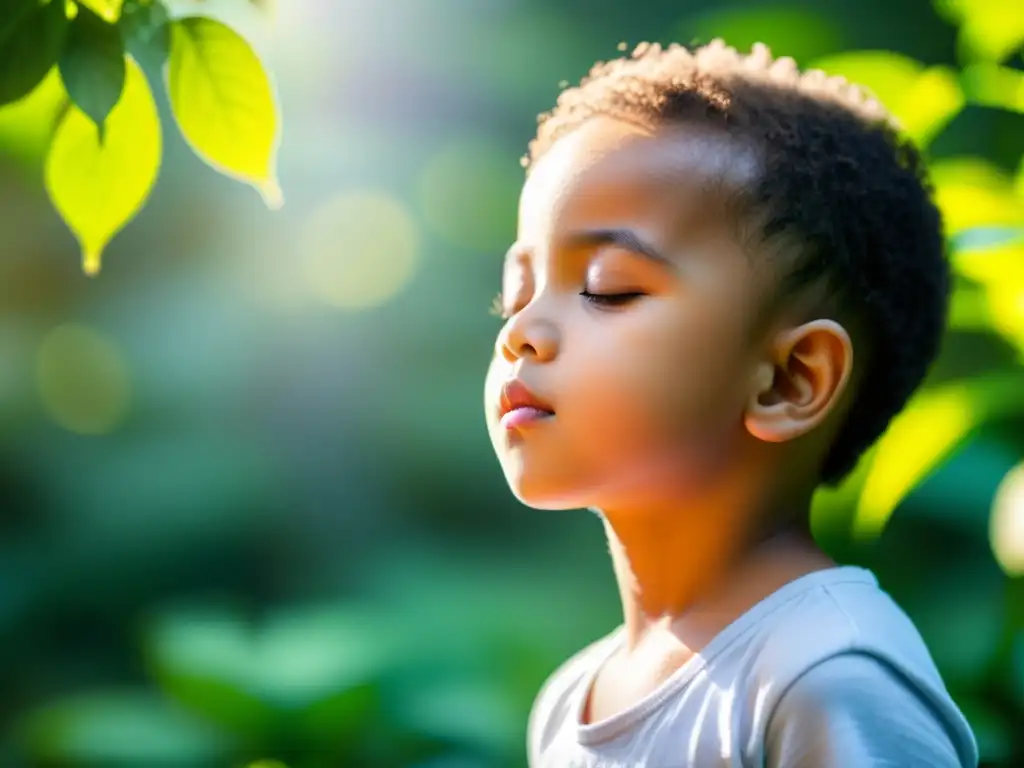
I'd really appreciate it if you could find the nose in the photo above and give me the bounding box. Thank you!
[498,304,559,363]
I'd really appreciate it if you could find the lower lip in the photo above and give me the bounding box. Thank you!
[500,407,554,430]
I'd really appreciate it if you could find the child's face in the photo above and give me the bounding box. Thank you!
[484,117,771,511]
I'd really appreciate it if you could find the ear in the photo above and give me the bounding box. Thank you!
[744,319,854,443]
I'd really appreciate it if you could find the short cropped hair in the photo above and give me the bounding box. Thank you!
[526,40,949,485]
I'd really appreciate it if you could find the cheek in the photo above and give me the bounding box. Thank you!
[567,305,752,457]
[483,354,505,415]
[484,354,511,454]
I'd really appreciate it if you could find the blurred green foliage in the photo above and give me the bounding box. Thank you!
[0,0,1022,766]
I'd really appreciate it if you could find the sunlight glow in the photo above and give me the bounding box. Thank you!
[300,191,419,310]
[416,136,520,253]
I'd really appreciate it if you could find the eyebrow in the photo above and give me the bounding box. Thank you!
[562,228,673,266]
[504,228,673,268]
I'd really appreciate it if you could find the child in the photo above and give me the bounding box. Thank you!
[483,40,979,767]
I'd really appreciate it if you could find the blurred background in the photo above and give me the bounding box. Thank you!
[1,0,1022,766]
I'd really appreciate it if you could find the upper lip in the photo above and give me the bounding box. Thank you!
[499,379,555,418]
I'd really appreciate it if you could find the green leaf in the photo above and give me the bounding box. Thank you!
[853,374,1024,538]
[986,284,1024,357]
[145,608,276,735]
[960,62,1024,113]
[946,282,991,333]
[0,65,67,164]
[681,6,844,65]
[808,51,964,148]
[394,678,523,755]
[930,157,1024,237]
[895,65,964,147]
[951,230,1024,286]
[165,16,282,207]
[58,3,126,136]
[45,55,161,275]
[15,689,231,764]
[147,604,393,719]
[934,0,1024,64]
[76,0,125,22]
[949,230,1024,332]
[0,0,33,41]
[0,0,70,107]
[119,0,170,63]
[810,443,879,546]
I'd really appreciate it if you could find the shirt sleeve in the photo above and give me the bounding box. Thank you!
[764,652,974,768]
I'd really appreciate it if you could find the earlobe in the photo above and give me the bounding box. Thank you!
[744,319,854,443]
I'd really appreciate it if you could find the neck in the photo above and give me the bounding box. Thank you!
[596,484,829,650]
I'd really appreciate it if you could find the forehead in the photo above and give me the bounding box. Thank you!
[519,117,759,245]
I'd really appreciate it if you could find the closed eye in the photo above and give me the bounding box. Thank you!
[580,291,645,308]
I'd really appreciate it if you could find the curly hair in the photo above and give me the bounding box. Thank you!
[526,40,950,486]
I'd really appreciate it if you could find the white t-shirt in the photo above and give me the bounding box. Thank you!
[527,566,979,767]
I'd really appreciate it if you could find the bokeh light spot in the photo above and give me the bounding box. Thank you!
[301,191,419,310]
[36,324,131,435]
[416,136,520,253]
[991,462,1024,576]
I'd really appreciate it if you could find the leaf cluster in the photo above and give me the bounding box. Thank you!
[0,0,281,274]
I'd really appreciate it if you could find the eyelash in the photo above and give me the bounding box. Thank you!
[489,290,645,318]
[579,291,645,308]
[489,292,508,319]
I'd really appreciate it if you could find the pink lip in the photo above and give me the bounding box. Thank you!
[500,406,554,430]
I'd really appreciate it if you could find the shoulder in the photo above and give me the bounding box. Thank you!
[526,627,622,762]
[737,569,978,767]
[764,651,978,768]
[751,567,946,690]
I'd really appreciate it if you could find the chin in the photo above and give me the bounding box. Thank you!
[502,469,588,510]
[511,492,578,511]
